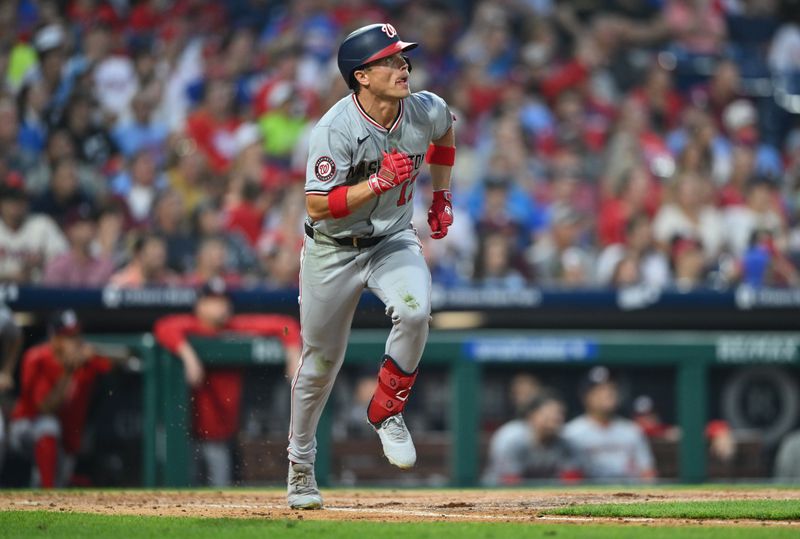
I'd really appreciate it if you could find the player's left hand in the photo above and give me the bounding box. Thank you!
[428,189,453,239]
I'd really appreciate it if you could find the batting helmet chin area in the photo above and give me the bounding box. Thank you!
[337,23,418,90]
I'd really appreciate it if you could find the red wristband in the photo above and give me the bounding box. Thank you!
[328,185,350,218]
[425,144,455,166]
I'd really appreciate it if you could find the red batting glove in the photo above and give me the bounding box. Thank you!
[428,189,453,239]
[367,149,414,195]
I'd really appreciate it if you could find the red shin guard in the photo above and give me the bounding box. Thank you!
[367,356,418,425]
[35,436,58,488]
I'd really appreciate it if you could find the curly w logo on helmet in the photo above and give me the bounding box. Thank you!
[381,24,397,38]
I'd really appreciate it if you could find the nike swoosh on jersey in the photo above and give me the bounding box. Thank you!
[357,134,371,146]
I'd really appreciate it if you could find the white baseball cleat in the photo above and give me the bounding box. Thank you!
[287,462,323,509]
[375,414,417,469]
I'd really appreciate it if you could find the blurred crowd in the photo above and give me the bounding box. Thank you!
[0,0,798,290]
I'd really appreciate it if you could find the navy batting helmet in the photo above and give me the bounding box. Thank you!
[337,23,417,91]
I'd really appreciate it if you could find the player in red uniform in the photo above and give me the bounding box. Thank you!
[153,278,301,486]
[9,310,113,488]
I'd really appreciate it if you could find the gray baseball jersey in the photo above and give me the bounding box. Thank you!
[305,91,452,237]
[288,90,452,465]
[482,419,575,485]
[562,415,655,480]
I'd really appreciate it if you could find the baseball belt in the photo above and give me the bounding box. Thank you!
[304,222,387,249]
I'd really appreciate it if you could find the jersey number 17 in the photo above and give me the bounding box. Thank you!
[396,173,419,207]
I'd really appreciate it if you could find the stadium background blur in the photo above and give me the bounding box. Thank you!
[1,0,800,488]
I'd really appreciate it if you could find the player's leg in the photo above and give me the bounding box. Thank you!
[287,239,363,508]
[13,416,62,488]
[201,440,232,487]
[8,418,34,485]
[364,229,432,468]
[192,370,241,486]
[367,230,432,373]
[289,244,364,463]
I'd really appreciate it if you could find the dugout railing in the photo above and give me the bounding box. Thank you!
[94,329,800,487]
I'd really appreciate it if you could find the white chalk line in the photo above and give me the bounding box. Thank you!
[324,506,531,521]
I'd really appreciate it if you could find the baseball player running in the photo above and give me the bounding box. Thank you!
[287,22,455,509]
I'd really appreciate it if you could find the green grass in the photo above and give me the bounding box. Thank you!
[1,511,799,539]
[543,499,800,520]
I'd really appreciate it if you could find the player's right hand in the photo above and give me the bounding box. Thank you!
[367,149,413,195]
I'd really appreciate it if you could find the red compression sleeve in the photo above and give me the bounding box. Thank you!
[35,436,58,488]
[328,186,350,218]
[425,144,456,166]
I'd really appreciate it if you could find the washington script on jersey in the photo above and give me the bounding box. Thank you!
[345,153,426,184]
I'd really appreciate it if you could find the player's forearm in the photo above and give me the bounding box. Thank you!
[177,341,201,366]
[429,128,454,191]
[39,376,71,414]
[430,164,452,191]
[306,183,375,221]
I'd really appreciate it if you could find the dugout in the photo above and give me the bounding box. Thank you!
[3,283,800,487]
[147,329,799,487]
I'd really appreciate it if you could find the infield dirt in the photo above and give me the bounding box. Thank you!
[1,488,799,527]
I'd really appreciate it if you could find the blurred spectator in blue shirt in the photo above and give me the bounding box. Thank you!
[113,92,169,163]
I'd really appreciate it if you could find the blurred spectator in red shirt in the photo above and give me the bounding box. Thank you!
[186,76,242,174]
[598,165,655,247]
[8,310,115,487]
[225,180,268,249]
[154,278,301,486]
